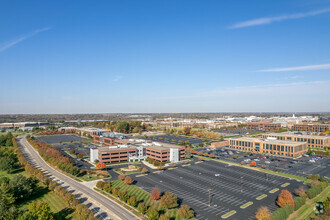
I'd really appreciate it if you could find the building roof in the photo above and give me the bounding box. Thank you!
[265,132,329,139]
[98,145,137,152]
[230,137,305,146]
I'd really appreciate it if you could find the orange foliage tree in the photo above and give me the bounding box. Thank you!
[250,161,256,167]
[277,189,294,207]
[150,187,161,200]
[118,174,126,180]
[255,206,271,220]
[123,176,133,185]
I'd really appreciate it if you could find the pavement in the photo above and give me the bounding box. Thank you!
[17,135,139,220]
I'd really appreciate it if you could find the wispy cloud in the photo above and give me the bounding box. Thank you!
[229,8,330,29]
[112,75,123,82]
[0,27,51,52]
[155,81,330,100]
[257,63,330,72]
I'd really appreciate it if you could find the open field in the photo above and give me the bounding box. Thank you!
[133,159,303,220]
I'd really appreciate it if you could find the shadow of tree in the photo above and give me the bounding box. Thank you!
[53,207,74,220]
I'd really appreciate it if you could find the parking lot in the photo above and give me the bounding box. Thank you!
[214,129,260,137]
[195,147,330,178]
[37,134,89,144]
[134,159,303,220]
[139,134,210,146]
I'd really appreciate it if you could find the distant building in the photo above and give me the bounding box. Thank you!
[210,140,229,148]
[246,122,281,130]
[229,137,307,158]
[0,122,49,129]
[58,127,110,137]
[262,132,330,149]
[145,142,185,162]
[293,123,330,133]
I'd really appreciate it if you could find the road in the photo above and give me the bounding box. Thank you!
[17,135,139,220]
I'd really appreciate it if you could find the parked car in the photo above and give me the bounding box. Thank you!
[265,161,270,164]
[215,174,220,177]
[254,159,260,161]
[304,154,309,157]
[309,160,315,163]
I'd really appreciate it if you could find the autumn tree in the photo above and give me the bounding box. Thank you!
[127,196,137,207]
[255,206,271,220]
[150,187,161,200]
[197,151,203,156]
[178,204,194,219]
[250,161,256,167]
[146,206,159,220]
[160,192,178,209]
[141,167,148,173]
[118,174,126,180]
[77,153,83,158]
[209,154,215,158]
[70,149,75,154]
[294,186,306,197]
[241,161,245,165]
[123,176,133,185]
[182,127,191,136]
[137,202,146,214]
[277,189,294,207]
[159,214,170,220]
[21,201,53,220]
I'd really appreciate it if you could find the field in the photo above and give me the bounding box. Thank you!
[133,159,303,220]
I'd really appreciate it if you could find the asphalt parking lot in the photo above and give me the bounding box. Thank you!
[196,147,330,179]
[214,129,260,137]
[133,159,303,220]
[37,134,89,144]
[139,134,211,146]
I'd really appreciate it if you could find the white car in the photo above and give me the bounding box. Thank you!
[304,154,310,157]
[309,160,315,163]
[244,159,251,162]
[254,159,260,161]
[215,174,220,177]
[265,161,270,164]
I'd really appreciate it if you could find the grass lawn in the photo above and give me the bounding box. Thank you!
[114,166,143,175]
[288,186,330,220]
[79,174,102,181]
[0,168,26,179]
[111,180,183,219]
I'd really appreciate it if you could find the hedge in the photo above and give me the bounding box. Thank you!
[271,205,294,220]
[294,196,306,211]
[307,186,322,199]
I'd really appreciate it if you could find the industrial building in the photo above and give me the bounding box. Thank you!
[229,137,308,158]
[262,132,330,149]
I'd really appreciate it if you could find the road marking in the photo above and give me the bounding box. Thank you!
[136,174,147,177]
[256,194,267,200]
[221,210,236,219]
[195,161,203,164]
[168,167,177,170]
[153,171,161,173]
[182,164,191,167]
[281,182,290,187]
[269,188,279,193]
[240,201,253,209]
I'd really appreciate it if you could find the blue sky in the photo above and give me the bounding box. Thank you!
[1,0,330,113]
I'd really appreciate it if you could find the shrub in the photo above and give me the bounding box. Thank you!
[137,202,146,214]
[123,176,133,185]
[307,186,322,199]
[118,174,126,180]
[271,205,294,220]
[277,189,294,208]
[127,196,137,207]
[119,190,129,202]
[256,206,271,220]
[294,196,306,211]
[178,204,194,219]
[159,214,170,220]
[146,206,159,220]
[96,181,104,189]
[112,187,120,197]
[160,192,178,209]
[70,149,75,154]
[294,186,306,197]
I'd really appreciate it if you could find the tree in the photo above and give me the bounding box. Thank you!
[159,214,170,220]
[241,161,245,165]
[118,174,126,180]
[10,174,37,201]
[277,189,294,208]
[209,154,215,158]
[250,161,256,167]
[141,167,148,173]
[123,176,133,185]
[294,186,306,197]
[119,190,129,202]
[21,201,53,220]
[185,148,191,159]
[127,196,137,207]
[261,164,267,169]
[112,187,120,197]
[137,202,146,214]
[0,157,17,174]
[146,206,159,220]
[150,187,161,200]
[70,149,75,154]
[255,206,271,220]
[160,192,178,209]
[178,204,194,219]
[182,127,191,136]
[77,153,83,158]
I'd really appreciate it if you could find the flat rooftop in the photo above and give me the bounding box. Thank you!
[98,145,137,152]
[265,132,329,139]
[230,137,305,146]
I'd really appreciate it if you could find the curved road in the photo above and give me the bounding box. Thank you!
[17,135,139,220]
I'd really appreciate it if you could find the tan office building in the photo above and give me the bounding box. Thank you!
[262,132,330,149]
[293,123,330,133]
[229,137,307,158]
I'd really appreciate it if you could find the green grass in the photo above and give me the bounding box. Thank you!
[0,168,26,179]
[288,186,330,220]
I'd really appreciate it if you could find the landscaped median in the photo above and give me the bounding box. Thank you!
[281,182,290,187]
[221,210,236,219]
[269,188,279,193]
[240,201,253,209]
[256,194,268,200]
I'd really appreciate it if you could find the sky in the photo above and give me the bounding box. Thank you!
[0,0,330,114]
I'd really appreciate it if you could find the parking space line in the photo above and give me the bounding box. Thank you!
[221,210,236,219]
[281,183,290,187]
[182,164,191,167]
[168,167,177,170]
[136,174,147,177]
[256,194,267,200]
[240,201,253,209]
[269,188,279,193]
